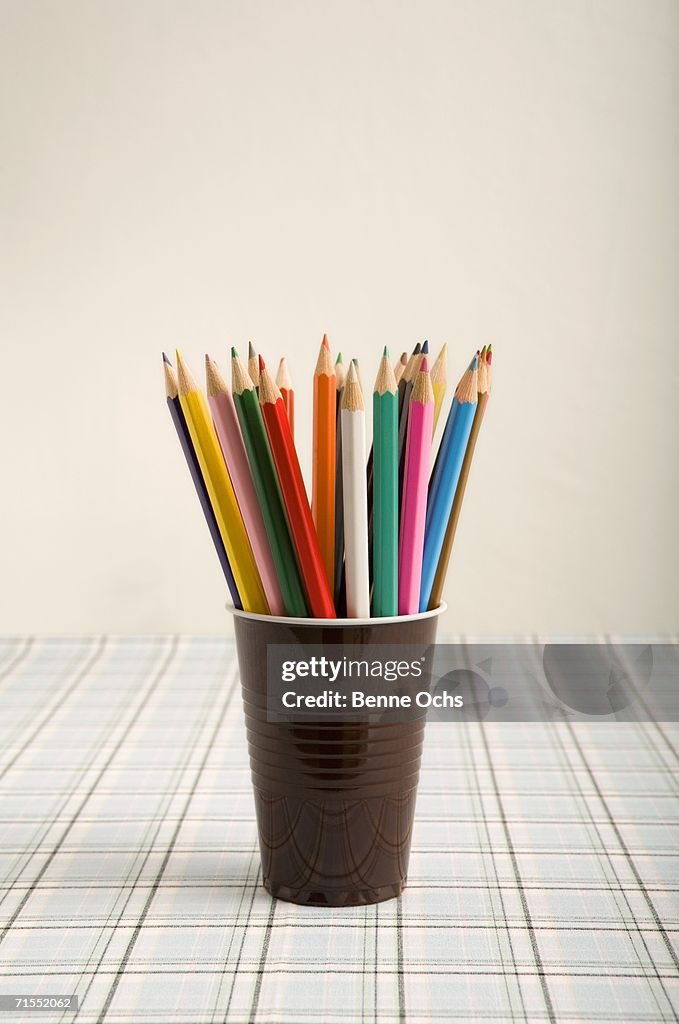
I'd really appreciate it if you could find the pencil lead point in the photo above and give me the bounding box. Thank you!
[419,356,429,373]
[231,346,238,359]
[335,352,343,364]
[258,354,265,371]
[412,342,421,355]
[421,340,429,354]
[248,341,256,359]
[322,333,329,349]
[383,345,389,358]
[162,352,172,365]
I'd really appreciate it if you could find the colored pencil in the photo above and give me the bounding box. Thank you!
[428,347,491,609]
[163,355,241,608]
[341,361,370,618]
[372,348,398,616]
[248,342,260,390]
[333,353,346,611]
[430,342,448,435]
[397,342,423,509]
[394,351,408,385]
[176,352,268,614]
[206,355,285,616]
[398,358,434,614]
[231,349,308,617]
[276,357,294,438]
[258,358,336,618]
[312,334,336,591]
[419,353,479,610]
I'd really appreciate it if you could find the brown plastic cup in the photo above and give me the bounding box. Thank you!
[231,604,444,907]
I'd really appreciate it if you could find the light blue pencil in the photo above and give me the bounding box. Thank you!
[419,354,479,610]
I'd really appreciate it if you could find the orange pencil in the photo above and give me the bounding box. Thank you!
[312,334,336,591]
[276,357,294,438]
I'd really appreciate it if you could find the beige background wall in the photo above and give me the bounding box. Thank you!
[1,0,678,635]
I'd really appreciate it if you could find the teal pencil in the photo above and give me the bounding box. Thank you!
[372,348,398,616]
[231,348,309,617]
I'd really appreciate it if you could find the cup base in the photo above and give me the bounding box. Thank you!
[264,876,405,907]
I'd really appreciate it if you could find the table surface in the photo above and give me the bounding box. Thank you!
[0,637,677,1023]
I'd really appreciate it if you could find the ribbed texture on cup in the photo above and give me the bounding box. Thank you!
[233,613,440,907]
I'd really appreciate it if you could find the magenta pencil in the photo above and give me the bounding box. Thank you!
[206,355,285,616]
[398,357,434,614]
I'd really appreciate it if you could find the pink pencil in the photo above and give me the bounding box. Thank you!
[205,355,285,616]
[398,357,434,614]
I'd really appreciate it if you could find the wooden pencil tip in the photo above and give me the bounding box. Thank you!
[342,360,364,410]
[163,358,178,399]
[421,340,429,354]
[419,356,430,373]
[248,341,256,358]
[383,345,389,358]
[315,336,334,375]
[205,354,228,396]
[162,352,172,365]
[258,353,266,372]
[336,352,343,364]
[176,351,198,396]
[486,349,493,364]
[413,342,421,355]
[231,346,238,358]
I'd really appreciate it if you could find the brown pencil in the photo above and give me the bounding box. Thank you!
[428,346,492,608]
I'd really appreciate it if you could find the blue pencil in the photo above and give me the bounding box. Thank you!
[419,354,479,610]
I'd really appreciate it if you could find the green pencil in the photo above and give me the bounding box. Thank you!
[372,347,398,616]
[231,348,308,617]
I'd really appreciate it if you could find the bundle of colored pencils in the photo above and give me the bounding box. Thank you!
[163,337,492,619]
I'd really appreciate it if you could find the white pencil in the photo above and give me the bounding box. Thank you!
[341,360,370,618]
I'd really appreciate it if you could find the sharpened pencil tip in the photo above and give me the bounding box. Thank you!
[258,354,265,371]
[335,352,343,364]
[421,340,429,354]
[322,333,329,348]
[419,356,430,373]
[162,352,172,365]
[383,345,389,358]
[413,342,421,355]
[248,341,256,358]
[231,347,238,359]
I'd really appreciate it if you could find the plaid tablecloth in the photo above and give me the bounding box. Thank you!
[0,637,677,1023]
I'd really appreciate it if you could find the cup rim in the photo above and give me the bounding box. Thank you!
[228,601,446,627]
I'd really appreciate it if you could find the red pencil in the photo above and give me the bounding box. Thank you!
[258,356,336,618]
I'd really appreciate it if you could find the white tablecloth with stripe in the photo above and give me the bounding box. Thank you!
[0,637,677,1023]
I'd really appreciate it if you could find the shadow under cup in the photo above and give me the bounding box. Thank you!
[232,606,443,907]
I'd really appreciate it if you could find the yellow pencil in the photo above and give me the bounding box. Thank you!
[430,342,448,435]
[176,351,269,614]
